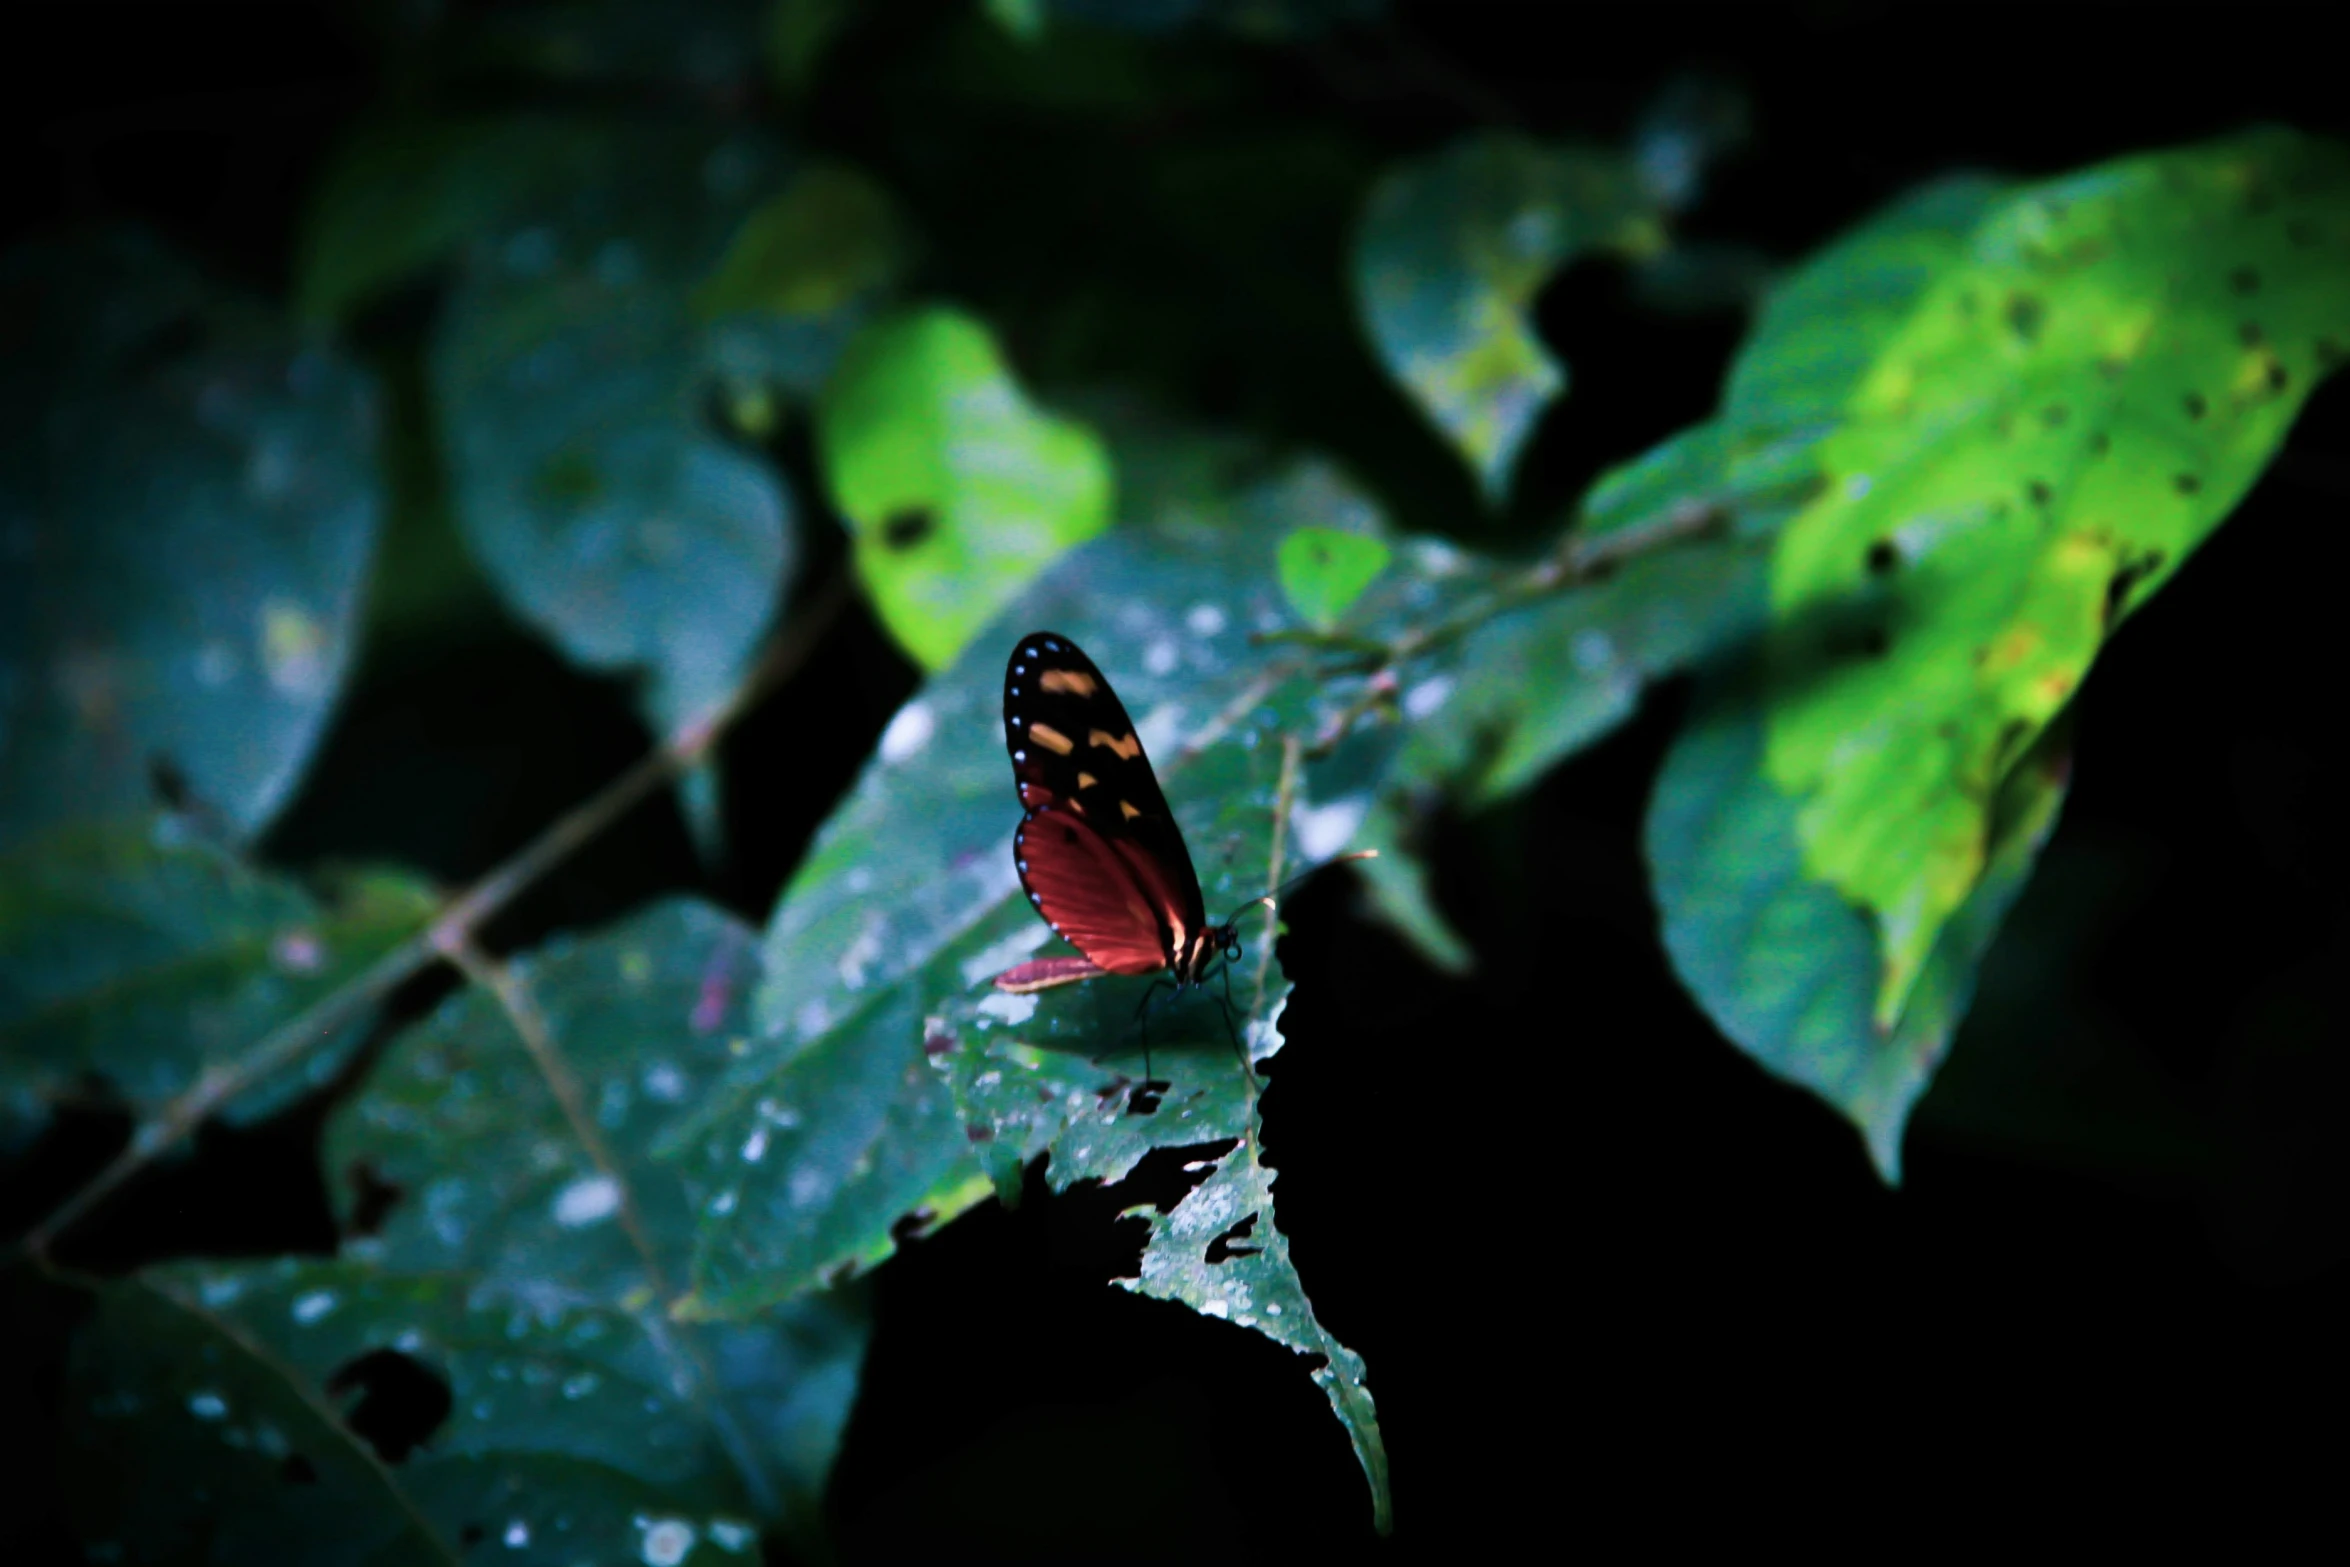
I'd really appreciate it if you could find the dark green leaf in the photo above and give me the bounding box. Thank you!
[0,818,433,1146]
[1647,689,2070,1179]
[1354,134,1664,500]
[429,129,804,741]
[67,1257,860,1566]
[0,230,383,848]
[296,115,619,326]
[670,439,1408,1527]
[55,897,877,1560]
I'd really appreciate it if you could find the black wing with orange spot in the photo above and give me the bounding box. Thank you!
[1002,631,1206,977]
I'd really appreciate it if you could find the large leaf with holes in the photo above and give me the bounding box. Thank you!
[66,1257,858,1567]
[816,307,1114,672]
[0,817,434,1150]
[428,127,817,743]
[1353,134,1665,500]
[59,898,871,1562]
[669,441,1441,1527]
[1759,129,2350,1026]
[0,230,383,850]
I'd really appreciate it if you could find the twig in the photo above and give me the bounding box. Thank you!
[445,937,780,1519]
[18,570,852,1261]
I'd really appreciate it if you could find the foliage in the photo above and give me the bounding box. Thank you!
[7,0,2348,1552]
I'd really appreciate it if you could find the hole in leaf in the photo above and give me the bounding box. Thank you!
[891,1206,939,1245]
[2266,359,2290,393]
[2103,551,2165,628]
[326,1349,450,1465]
[1124,1081,1167,1117]
[2184,391,2208,420]
[881,508,936,549]
[1863,540,1899,576]
[147,753,194,812]
[965,1122,995,1143]
[2003,293,2044,342]
[280,1453,318,1486]
[2027,479,2052,507]
[1105,1140,1238,1216]
[1205,1213,1262,1265]
[2174,473,2203,495]
[343,1161,403,1238]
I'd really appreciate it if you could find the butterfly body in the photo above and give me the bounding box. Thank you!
[993,632,1240,996]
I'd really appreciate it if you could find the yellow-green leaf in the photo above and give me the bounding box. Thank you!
[1759,128,2350,1027]
[818,307,1113,671]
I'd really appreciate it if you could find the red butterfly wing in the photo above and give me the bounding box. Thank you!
[997,632,1210,989]
[1011,806,1167,977]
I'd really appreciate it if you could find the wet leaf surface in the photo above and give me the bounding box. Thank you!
[0,817,433,1148]
[428,126,810,740]
[0,230,383,849]
[62,898,869,1563]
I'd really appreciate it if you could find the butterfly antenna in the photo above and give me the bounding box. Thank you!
[1223,848,1378,925]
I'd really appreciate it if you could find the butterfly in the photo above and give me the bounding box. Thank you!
[990,631,1240,1002]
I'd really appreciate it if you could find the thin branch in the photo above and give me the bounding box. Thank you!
[444,937,780,1519]
[19,569,852,1262]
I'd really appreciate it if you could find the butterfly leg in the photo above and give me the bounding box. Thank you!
[1127,977,1173,1084]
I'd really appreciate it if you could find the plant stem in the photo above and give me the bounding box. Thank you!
[17,571,852,1262]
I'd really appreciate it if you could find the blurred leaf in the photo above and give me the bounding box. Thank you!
[668,440,1409,1527]
[1392,536,1771,808]
[1354,134,1664,501]
[0,230,383,849]
[61,898,871,1559]
[296,115,618,325]
[765,0,852,94]
[1037,0,1384,34]
[1648,690,2071,1180]
[451,0,771,92]
[817,307,1113,671]
[1759,128,2350,1026]
[0,817,434,1149]
[66,1255,860,1566]
[1277,526,1391,632]
[430,128,805,746]
[692,162,908,323]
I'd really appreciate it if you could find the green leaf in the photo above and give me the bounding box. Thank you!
[0,229,383,849]
[1648,687,2071,1179]
[295,115,617,325]
[817,307,1114,671]
[1353,134,1664,501]
[449,0,771,92]
[0,818,434,1147]
[429,129,805,742]
[57,897,874,1560]
[1757,129,2350,1025]
[691,162,908,324]
[1277,526,1392,632]
[669,442,1408,1528]
[66,1257,860,1566]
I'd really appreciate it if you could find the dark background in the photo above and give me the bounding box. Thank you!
[7,1,2347,1555]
